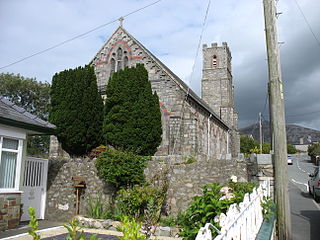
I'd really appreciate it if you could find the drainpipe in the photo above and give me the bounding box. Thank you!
[226,130,230,155]
[207,114,212,160]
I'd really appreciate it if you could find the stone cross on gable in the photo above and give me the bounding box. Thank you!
[119,17,124,27]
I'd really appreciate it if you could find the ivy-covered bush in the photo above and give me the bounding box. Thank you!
[177,182,258,240]
[95,148,150,189]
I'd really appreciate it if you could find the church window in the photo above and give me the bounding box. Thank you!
[212,55,217,67]
[110,58,115,75]
[124,56,129,68]
[117,48,123,58]
[117,47,123,71]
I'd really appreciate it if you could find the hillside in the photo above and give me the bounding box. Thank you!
[240,122,320,145]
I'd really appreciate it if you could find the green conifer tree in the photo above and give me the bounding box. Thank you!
[49,65,104,156]
[104,64,162,156]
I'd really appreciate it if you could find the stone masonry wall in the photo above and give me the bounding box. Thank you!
[91,27,232,159]
[0,193,21,231]
[46,155,249,220]
[145,155,248,215]
[46,158,115,221]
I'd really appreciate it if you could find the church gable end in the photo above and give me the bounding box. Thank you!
[91,26,238,158]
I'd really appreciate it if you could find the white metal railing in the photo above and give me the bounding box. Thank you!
[195,180,270,240]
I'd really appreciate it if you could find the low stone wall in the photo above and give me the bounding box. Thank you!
[145,155,248,215]
[46,155,249,220]
[0,193,21,231]
[247,154,274,198]
[76,216,180,238]
[46,158,115,221]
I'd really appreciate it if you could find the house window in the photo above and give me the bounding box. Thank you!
[0,137,22,191]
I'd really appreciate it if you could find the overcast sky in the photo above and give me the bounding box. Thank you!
[1,0,319,130]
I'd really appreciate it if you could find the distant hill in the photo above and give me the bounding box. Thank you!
[240,122,320,145]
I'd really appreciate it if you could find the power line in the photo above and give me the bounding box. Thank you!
[263,109,320,119]
[0,0,163,70]
[293,0,320,49]
[286,109,320,118]
[170,0,211,155]
[262,91,269,116]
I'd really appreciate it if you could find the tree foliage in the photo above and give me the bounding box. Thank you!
[103,64,162,156]
[287,144,297,154]
[240,135,257,154]
[49,65,104,157]
[241,134,297,155]
[0,73,51,157]
[95,148,150,189]
[308,143,320,157]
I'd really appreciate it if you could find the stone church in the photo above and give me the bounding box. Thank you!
[50,25,239,158]
[90,26,240,158]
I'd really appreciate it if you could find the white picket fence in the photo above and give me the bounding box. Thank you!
[195,180,270,240]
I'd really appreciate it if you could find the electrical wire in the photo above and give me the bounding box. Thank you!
[170,0,211,155]
[293,0,320,49]
[261,91,269,117]
[0,0,163,70]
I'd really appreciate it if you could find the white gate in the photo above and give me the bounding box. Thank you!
[21,157,48,221]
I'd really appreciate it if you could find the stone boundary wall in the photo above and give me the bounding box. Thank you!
[145,155,248,215]
[45,155,249,221]
[246,154,274,198]
[46,158,115,221]
[0,193,21,231]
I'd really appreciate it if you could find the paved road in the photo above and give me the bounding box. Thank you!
[288,154,320,240]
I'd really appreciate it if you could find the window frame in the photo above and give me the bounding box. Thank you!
[0,136,23,193]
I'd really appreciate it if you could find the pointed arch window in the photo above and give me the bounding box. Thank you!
[117,47,123,71]
[123,56,129,68]
[110,58,115,75]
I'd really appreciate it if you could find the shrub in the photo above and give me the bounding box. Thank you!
[262,143,271,154]
[115,185,165,223]
[240,135,258,154]
[27,207,41,240]
[95,148,150,189]
[86,195,111,219]
[308,143,320,157]
[103,64,162,156]
[50,65,104,157]
[177,182,258,240]
[118,216,148,240]
[287,144,297,154]
[27,207,100,240]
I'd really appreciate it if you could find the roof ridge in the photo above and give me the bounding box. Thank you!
[0,95,55,129]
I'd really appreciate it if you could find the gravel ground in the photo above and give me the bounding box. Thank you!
[42,232,119,240]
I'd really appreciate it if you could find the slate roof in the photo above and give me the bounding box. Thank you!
[0,95,55,134]
[124,29,229,129]
[93,27,230,130]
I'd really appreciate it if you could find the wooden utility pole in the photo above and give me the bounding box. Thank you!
[259,112,263,153]
[263,0,291,239]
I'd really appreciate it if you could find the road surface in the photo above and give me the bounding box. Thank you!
[288,154,320,240]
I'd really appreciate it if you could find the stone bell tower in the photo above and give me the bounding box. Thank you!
[201,42,240,156]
